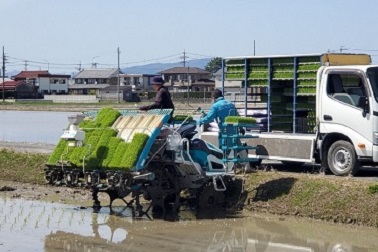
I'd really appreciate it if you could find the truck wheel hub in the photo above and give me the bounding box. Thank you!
[334,149,351,169]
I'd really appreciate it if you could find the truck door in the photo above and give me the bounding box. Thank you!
[319,70,372,156]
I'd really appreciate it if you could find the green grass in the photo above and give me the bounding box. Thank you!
[0,149,48,184]
[368,184,378,194]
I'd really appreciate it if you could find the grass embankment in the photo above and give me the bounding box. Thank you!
[2,147,378,227]
[0,149,49,184]
[244,172,378,227]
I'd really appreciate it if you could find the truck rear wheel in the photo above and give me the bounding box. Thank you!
[327,140,360,176]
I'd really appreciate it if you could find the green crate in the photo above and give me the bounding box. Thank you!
[297,79,317,86]
[298,56,321,63]
[250,58,268,65]
[248,79,268,87]
[249,72,268,79]
[297,63,321,71]
[249,65,268,71]
[273,65,294,72]
[226,59,244,65]
[297,87,316,94]
[272,72,294,79]
[297,72,317,79]
[272,58,294,65]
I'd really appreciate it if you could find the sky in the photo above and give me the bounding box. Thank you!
[1,0,378,75]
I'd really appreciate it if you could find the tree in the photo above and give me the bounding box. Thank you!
[205,57,222,74]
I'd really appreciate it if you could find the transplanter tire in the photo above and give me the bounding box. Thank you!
[327,140,360,176]
[197,183,225,210]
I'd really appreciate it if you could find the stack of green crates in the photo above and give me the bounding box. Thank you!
[248,58,269,87]
[225,59,245,79]
[223,55,322,134]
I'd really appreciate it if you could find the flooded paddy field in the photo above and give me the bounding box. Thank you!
[1,194,378,252]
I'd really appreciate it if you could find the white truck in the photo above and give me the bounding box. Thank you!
[201,53,378,176]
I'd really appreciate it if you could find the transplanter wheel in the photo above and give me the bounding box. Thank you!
[197,182,225,210]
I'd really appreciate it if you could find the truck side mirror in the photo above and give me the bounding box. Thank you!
[358,96,369,116]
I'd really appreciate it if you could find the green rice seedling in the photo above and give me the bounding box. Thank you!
[250,58,268,65]
[80,119,97,130]
[93,107,121,128]
[297,64,320,71]
[95,129,118,161]
[249,72,268,79]
[225,116,256,125]
[120,133,149,169]
[47,139,69,164]
[226,59,244,65]
[297,72,317,79]
[173,115,193,122]
[249,65,268,72]
[298,56,320,63]
[101,137,123,168]
[108,142,129,169]
[94,107,113,124]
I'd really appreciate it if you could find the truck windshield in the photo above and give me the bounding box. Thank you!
[367,67,378,102]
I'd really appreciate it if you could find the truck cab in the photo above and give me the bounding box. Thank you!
[317,65,378,175]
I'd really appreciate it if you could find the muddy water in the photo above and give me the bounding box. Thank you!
[0,110,74,144]
[0,196,377,252]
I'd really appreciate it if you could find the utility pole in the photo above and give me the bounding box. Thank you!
[76,62,82,72]
[24,60,28,71]
[181,50,188,67]
[253,40,256,56]
[2,46,5,102]
[117,47,121,103]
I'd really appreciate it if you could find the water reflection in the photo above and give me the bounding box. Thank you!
[0,197,377,251]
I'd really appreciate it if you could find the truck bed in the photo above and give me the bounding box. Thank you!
[200,131,316,163]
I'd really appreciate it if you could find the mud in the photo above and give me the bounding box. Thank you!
[1,180,378,251]
[1,195,378,252]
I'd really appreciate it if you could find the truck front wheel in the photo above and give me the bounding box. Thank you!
[327,140,360,176]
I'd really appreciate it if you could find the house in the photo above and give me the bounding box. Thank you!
[0,80,36,99]
[159,67,215,92]
[119,73,156,91]
[12,70,70,95]
[70,68,122,95]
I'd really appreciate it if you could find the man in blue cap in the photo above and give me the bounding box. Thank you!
[197,89,237,129]
[139,76,175,120]
[197,89,240,147]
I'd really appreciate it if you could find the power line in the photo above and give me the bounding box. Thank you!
[4,50,216,73]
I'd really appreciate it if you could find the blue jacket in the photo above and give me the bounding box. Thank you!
[197,97,237,127]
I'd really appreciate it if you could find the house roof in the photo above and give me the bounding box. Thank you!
[159,67,210,75]
[0,78,12,84]
[0,80,26,90]
[74,69,122,79]
[13,71,50,80]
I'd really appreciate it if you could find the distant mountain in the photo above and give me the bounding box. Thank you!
[3,58,213,77]
[121,58,212,75]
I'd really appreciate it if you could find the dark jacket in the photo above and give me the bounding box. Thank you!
[140,86,175,119]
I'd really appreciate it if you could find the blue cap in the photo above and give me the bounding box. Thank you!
[151,76,165,85]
